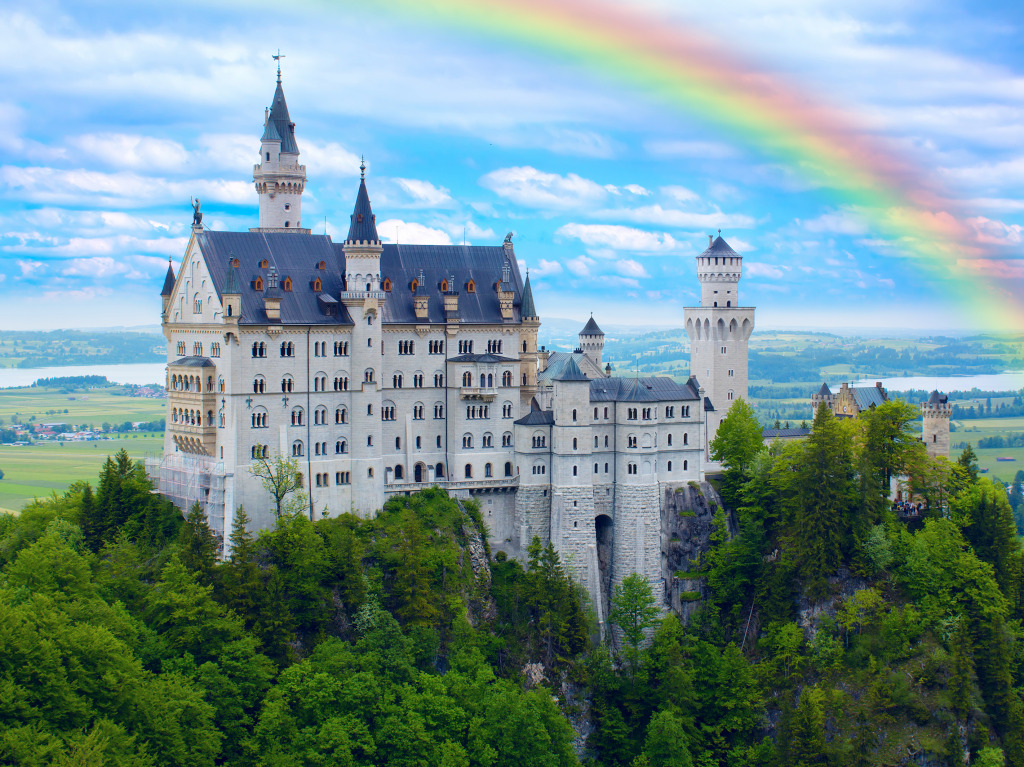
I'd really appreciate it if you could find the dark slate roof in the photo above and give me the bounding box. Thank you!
[698,234,741,257]
[263,80,299,154]
[816,382,831,396]
[763,427,811,439]
[589,376,699,403]
[364,243,526,325]
[161,262,176,296]
[223,260,242,294]
[170,356,215,368]
[521,273,537,318]
[704,397,715,412]
[514,409,555,426]
[449,353,518,364]
[851,385,888,410]
[197,231,353,326]
[927,390,948,404]
[554,357,588,382]
[580,316,604,336]
[346,179,379,243]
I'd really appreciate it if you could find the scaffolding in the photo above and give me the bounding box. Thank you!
[147,453,228,540]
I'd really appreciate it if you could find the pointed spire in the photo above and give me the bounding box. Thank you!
[360,155,366,180]
[262,71,299,154]
[161,260,176,296]
[521,271,537,319]
[554,356,588,382]
[581,315,603,336]
[346,167,380,244]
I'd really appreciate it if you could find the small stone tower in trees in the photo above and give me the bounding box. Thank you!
[922,390,952,460]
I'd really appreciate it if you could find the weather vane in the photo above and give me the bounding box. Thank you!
[272,49,285,81]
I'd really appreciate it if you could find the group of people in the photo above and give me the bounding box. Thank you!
[892,499,923,516]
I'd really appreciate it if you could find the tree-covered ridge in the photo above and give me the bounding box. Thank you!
[2,420,1024,766]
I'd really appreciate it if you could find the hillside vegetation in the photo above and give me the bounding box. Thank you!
[1,400,1023,765]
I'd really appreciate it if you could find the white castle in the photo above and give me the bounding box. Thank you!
[149,73,754,621]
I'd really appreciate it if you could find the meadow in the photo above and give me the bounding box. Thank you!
[0,435,164,513]
[0,386,165,429]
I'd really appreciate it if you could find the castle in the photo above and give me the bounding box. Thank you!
[149,72,754,621]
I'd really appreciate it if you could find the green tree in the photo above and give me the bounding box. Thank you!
[609,573,660,675]
[958,444,980,483]
[249,453,307,519]
[644,710,693,767]
[791,403,858,599]
[710,398,765,507]
[859,400,923,522]
[177,501,219,580]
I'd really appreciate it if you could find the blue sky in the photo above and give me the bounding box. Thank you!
[1,0,1022,332]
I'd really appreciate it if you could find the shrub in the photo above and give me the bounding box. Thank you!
[679,590,702,602]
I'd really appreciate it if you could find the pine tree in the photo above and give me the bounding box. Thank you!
[78,483,104,552]
[178,501,220,581]
[792,403,857,600]
[609,573,660,675]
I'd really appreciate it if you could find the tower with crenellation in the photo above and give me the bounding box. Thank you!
[921,390,952,460]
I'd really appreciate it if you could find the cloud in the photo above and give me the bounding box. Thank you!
[303,141,362,177]
[801,210,869,235]
[62,256,145,279]
[590,205,756,231]
[480,166,609,209]
[394,178,453,207]
[376,218,452,245]
[531,258,563,277]
[597,275,641,289]
[623,184,650,196]
[557,223,679,253]
[745,262,786,279]
[566,255,595,277]
[661,185,700,203]
[644,140,739,159]
[70,134,189,172]
[957,258,1024,280]
[17,260,44,276]
[967,216,1023,246]
[616,259,650,278]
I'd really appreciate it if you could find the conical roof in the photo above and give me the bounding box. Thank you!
[521,273,537,318]
[581,315,603,336]
[699,235,740,258]
[554,356,588,382]
[928,390,947,404]
[160,262,176,296]
[817,382,831,396]
[346,177,380,244]
[262,79,299,154]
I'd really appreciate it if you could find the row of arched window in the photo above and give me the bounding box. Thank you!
[458,371,514,388]
[170,373,214,392]
[172,408,213,426]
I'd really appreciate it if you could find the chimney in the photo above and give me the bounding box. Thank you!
[709,234,713,247]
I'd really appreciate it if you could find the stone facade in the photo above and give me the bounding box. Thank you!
[921,390,952,460]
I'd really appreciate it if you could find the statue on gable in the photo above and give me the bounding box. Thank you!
[191,197,203,227]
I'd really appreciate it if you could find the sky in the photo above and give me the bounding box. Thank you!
[1,0,1023,333]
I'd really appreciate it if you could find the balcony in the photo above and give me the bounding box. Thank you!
[384,476,519,496]
[460,386,497,401]
[340,290,387,301]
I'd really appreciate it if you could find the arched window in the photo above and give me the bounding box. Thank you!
[281,376,293,393]
[462,371,472,387]
[254,277,263,291]
[572,465,578,476]
[572,438,577,450]
[467,279,475,293]
[282,277,292,291]
[667,461,673,471]
[502,371,512,386]
[484,463,492,477]
[292,440,304,457]
[683,433,688,445]
[572,409,577,421]
[505,461,513,477]
[291,407,304,426]
[436,463,445,478]
[253,376,266,394]
[394,464,404,480]
[668,434,673,446]
[464,463,473,479]
[313,278,322,292]
[383,278,392,292]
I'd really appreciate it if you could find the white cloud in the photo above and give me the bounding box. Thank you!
[616,259,649,278]
[395,178,453,207]
[70,134,189,172]
[480,166,609,209]
[17,259,44,276]
[62,256,143,279]
[199,133,257,172]
[624,184,650,196]
[566,255,595,277]
[376,218,452,245]
[303,141,362,177]
[557,223,678,253]
[801,210,869,235]
[967,216,1023,246]
[531,258,563,277]
[745,262,786,279]
[592,204,757,232]
[597,275,641,289]
[660,185,700,203]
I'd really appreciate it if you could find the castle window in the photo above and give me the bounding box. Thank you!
[291,407,304,426]
[282,277,292,291]
[284,204,290,211]
[572,409,577,422]
[334,376,349,392]
[284,221,289,228]
[683,433,688,445]
[667,461,673,471]
[315,407,327,425]
[933,434,937,443]
[280,341,294,357]
[259,259,268,269]
[368,468,373,478]
[334,341,349,356]
[573,465,578,476]
[337,471,350,484]
[313,278,322,292]
[193,297,202,314]
[429,340,444,354]
[721,346,727,354]
[440,279,449,292]
[364,369,375,383]
[336,440,347,454]
[281,376,293,393]
[292,440,304,457]
[484,462,492,478]
[728,369,734,377]
[394,464,404,480]
[413,404,424,420]
[462,371,472,387]
[628,435,637,448]
[383,278,392,292]
[411,278,418,292]
[502,371,512,387]
[483,433,493,447]
[668,434,673,446]
[317,261,326,270]
[398,340,414,355]
[683,460,687,470]
[434,373,444,387]
[393,374,403,388]
[416,436,422,448]
[413,374,423,388]
[605,463,609,473]
[728,390,734,401]
[382,405,396,421]
[505,462,513,477]
[211,342,220,357]
[573,438,578,450]
[502,402,513,418]
[252,341,266,358]
[467,279,475,293]
[253,376,266,393]
[357,213,363,223]
[465,464,473,479]
[266,152,270,161]
[336,408,347,424]
[434,403,444,419]
[502,432,512,447]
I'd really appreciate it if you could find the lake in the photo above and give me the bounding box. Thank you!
[0,363,167,389]
[852,372,1024,393]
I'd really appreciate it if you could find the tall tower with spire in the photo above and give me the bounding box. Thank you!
[684,234,755,464]
[252,60,307,232]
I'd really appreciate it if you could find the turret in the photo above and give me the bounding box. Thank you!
[252,65,307,232]
[922,390,952,460]
[697,233,743,307]
[342,159,383,295]
[518,270,542,407]
[579,315,605,372]
[160,260,176,316]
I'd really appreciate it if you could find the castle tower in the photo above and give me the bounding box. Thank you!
[160,259,175,318]
[922,390,952,460]
[518,270,543,410]
[683,234,755,465]
[252,65,307,232]
[341,163,385,513]
[579,315,605,374]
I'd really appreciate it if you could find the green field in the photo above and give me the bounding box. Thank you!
[0,435,164,513]
[0,386,165,429]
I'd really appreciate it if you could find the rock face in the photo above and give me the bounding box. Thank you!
[660,481,729,621]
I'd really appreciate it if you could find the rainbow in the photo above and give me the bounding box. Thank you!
[330,0,1021,329]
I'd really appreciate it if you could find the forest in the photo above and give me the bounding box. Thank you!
[1,398,1023,766]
